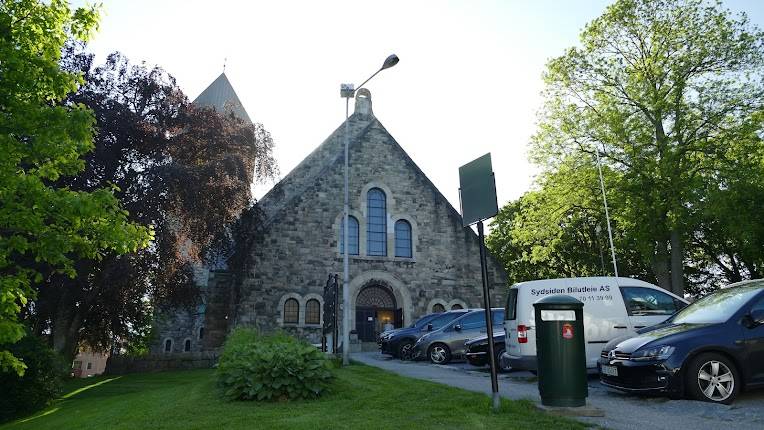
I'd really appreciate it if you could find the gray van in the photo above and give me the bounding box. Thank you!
[411,308,504,364]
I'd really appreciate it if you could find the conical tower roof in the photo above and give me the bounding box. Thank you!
[192,72,252,123]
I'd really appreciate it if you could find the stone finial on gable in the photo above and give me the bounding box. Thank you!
[354,88,373,117]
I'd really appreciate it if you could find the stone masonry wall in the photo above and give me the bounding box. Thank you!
[236,98,507,342]
[150,270,231,354]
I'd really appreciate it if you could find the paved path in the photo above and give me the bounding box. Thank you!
[351,352,764,430]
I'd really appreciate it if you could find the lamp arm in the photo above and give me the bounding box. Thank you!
[354,67,383,94]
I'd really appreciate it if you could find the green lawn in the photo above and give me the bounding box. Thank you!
[2,364,585,430]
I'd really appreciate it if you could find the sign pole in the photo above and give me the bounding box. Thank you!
[478,220,500,411]
[458,153,501,412]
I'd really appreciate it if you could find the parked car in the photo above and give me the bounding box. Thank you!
[380,310,468,359]
[377,313,439,346]
[501,277,688,371]
[412,308,504,365]
[599,279,764,404]
[464,331,511,371]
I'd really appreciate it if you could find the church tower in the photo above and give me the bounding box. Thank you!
[193,72,252,123]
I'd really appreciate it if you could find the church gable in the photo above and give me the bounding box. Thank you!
[255,93,502,274]
[236,92,506,342]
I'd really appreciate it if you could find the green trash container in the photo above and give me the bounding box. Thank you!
[533,295,587,407]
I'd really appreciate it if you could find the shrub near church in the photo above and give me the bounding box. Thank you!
[216,329,334,401]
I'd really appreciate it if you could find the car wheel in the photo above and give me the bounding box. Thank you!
[495,347,511,372]
[685,352,740,404]
[398,340,414,361]
[428,343,451,365]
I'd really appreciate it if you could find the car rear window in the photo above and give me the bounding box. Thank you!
[505,289,518,320]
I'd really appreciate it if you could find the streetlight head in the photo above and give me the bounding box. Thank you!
[381,54,399,70]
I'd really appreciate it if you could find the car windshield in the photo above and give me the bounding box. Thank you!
[411,314,438,329]
[671,283,764,324]
[429,312,464,330]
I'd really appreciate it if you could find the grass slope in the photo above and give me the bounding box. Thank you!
[3,364,585,430]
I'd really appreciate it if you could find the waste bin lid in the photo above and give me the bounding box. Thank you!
[533,294,584,308]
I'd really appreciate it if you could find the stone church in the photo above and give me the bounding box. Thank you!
[152,73,507,355]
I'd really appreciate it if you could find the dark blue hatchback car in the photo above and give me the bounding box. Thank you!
[599,279,764,404]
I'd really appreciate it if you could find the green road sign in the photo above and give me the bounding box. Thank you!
[459,153,498,227]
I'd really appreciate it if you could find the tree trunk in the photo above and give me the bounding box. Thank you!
[651,240,672,291]
[51,291,84,363]
[670,229,685,296]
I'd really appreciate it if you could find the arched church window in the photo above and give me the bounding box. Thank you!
[305,299,321,325]
[451,304,463,310]
[394,220,412,258]
[367,188,387,256]
[357,285,396,308]
[164,338,172,353]
[199,327,204,340]
[284,298,299,324]
[184,339,191,352]
[432,303,446,313]
[340,216,359,255]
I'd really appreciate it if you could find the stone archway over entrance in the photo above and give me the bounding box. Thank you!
[349,271,412,342]
[355,284,402,342]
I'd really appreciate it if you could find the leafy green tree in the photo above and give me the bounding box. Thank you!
[532,0,764,295]
[487,157,651,285]
[687,143,764,294]
[0,0,152,375]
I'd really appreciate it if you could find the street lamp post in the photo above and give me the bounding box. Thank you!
[595,149,619,278]
[340,54,399,366]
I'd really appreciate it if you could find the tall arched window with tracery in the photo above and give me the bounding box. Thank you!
[394,220,412,258]
[283,298,299,324]
[367,188,387,256]
[340,216,359,255]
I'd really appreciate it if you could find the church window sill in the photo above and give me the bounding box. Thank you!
[335,254,416,263]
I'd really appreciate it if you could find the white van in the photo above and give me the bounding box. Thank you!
[500,277,688,371]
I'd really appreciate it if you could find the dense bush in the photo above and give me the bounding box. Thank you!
[0,334,67,421]
[217,329,334,401]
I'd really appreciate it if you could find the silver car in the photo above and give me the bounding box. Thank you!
[411,308,505,364]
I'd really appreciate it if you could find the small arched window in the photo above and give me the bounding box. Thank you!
[340,216,359,255]
[394,220,412,258]
[284,298,299,324]
[367,188,387,256]
[451,304,463,310]
[184,339,191,352]
[432,303,446,313]
[164,339,172,353]
[199,327,204,340]
[305,299,321,325]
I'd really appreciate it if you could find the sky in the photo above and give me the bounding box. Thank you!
[74,0,764,212]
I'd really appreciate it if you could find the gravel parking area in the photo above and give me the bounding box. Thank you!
[351,352,764,430]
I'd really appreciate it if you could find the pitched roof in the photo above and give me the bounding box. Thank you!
[256,91,465,230]
[192,72,252,123]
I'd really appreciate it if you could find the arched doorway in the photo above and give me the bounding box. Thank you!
[355,284,402,342]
